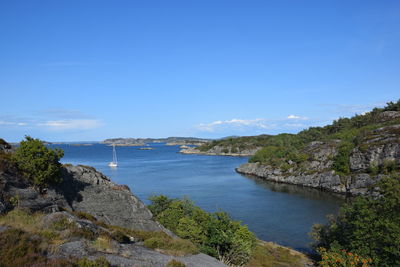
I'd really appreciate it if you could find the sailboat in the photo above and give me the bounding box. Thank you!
[108,144,118,167]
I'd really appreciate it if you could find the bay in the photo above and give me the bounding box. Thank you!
[54,143,344,252]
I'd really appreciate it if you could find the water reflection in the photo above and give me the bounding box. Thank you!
[242,174,345,204]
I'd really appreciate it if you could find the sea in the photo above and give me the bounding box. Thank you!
[52,142,344,253]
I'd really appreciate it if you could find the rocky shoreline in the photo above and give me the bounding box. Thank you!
[236,162,380,195]
[236,124,400,196]
[180,146,260,157]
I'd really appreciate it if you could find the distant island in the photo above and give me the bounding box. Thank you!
[102,137,211,147]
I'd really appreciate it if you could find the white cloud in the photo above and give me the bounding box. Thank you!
[197,118,270,132]
[287,115,309,120]
[0,120,28,126]
[38,119,102,131]
[284,123,305,128]
[196,115,317,135]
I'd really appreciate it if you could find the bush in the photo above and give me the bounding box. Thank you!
[12,136,64,188]
[332,141,354,175]
[317,247,372,267]
[311,175,400,266]
[148,195,256,265]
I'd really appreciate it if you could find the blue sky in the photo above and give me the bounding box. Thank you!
[0,0,399,142]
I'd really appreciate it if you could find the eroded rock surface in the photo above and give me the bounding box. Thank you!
[237,124,400,196]
[58,165,166,232]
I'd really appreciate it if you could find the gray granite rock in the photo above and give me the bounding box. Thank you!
[58,165,168,233]
[0,225,8,233]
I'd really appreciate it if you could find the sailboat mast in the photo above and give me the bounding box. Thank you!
[113,144,117,164]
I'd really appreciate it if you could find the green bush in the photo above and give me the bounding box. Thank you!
[148,195,256,265]
[12,136,64,188]
[311,175,400,266]
[332,141,354,175]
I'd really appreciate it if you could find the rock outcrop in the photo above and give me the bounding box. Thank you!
[0,163,167,232]
[237,124,400,196]
[58,165,166,232]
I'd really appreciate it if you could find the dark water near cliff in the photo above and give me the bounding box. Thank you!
[54,143,344,252]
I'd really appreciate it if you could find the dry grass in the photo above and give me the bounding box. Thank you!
[0,209,43,232]
[246,241,310,267]
[167,259,186,267]
[144,236,199,256]
[91,235,118,253]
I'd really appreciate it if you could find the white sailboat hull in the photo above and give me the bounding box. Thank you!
[108,162,118,167]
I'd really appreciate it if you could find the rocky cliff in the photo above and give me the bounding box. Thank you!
[237,122,400,196]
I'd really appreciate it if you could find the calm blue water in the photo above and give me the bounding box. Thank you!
[53,143,344,252]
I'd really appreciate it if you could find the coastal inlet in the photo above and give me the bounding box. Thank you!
[56,142,344,253]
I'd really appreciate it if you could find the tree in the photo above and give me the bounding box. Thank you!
[311,175,400,266]
[12,136,64,188]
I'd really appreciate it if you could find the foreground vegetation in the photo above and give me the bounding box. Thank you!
[148,195,308,266]
[0,208,199,266]
[311,175,400,266]
[148,195,256,266]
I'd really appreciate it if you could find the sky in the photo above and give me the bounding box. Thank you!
[0,0,399,142]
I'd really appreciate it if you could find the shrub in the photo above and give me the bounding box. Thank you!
[332,141,354,175]
[311,175,400,266]
[12,136,64,188]
[317,247,372,267]
[382,159,398,174]
[148,196,256,265]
